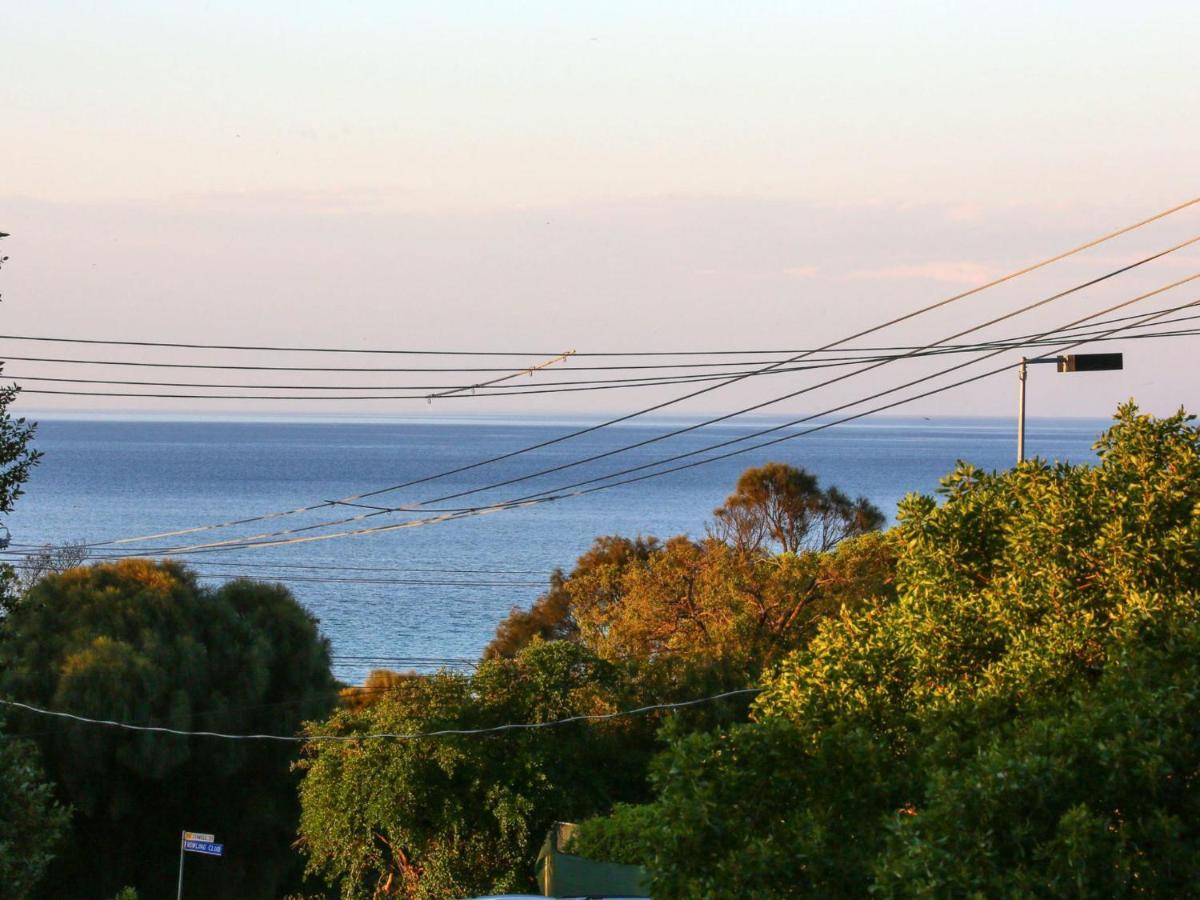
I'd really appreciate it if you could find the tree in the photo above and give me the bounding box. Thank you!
[0,716,69,899]
[484,535,659,659]
[573,531,895,670]
[487,527,895,682]
[0,560,340,898]
[0,232,43,617]
[14,541,88,595]
[567,801,659,867]
[297,641,658,899]
[709,462,883,553]
[872,618,1200,896]
[339,668,425,711]
[317,462,894,898]
[487,464,889,664]
[0,231,64,900]
[645,404,1200,897]
[484,568,577,660]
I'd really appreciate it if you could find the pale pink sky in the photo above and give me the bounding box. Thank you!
[3,2,1198,419]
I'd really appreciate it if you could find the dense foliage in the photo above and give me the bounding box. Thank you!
[0,234,62,898]
[484,535,657,659]
[0,716,69,899]
[0,561,339,898]
[487,466,890,672]
[297,641,661,899]
[0,378,41,614]
[304,463,888,897]
[566,801,659,867]
[19,399,1196,898]
[641,403,1200,897]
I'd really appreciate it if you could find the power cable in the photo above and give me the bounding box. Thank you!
[9,317,1200,394]
[6,296,1199,373]
[54,201,1200,548]
[494,292,1200,508]
[447,284,1200,516]
[0,354,863,372]
[0,687,761,742]
[0,560,541,588]
[152,282,1200,554]
[1,192,1195,359]
[138,261,1200,554]
[0,551,548,576]
[4,292,1200,375]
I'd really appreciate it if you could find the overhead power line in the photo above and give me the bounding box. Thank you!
[42,289,1184,561]
[0,353,873,372]
[426,349,575,401]
[388,281,1200,532]
[35,283,1190,564]
[1,562,541,588]
[0,550,548,576]
[144,281,1200,555]
[79,199,1200,551]
[484,291,1200,515]
[7,299,1200,374]
[0,687,761,742]
[121,258,1200,556]
[8,319,1200,396]
[0,358,887,394]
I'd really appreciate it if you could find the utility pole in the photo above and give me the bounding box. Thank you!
[1017,353,1124,463]
[1017,357,1028,464]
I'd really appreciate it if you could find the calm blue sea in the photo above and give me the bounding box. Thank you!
[5,414,1107,682]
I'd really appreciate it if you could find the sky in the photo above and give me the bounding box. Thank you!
[2,1,1198,420]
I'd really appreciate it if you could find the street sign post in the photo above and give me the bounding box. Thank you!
[177,830,223,899]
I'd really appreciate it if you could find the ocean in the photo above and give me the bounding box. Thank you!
[4,414,1108,682]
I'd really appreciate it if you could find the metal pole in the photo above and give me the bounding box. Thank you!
[1017,357,1027,464]
[177,832,185,900]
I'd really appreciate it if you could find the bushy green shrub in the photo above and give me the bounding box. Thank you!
[646,404,1200,897]
[568,802,659,866]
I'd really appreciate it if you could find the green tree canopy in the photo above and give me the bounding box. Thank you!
[0,560,339,898]
[0,231,64,900]
[644,404,1200,897]
[0,716,69,899]
[0,401,40,616]
[297,640,678,899]
[309,464,893,897]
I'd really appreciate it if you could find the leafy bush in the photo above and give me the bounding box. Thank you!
[297,641,653,899]
[646,404,1200,897]
[0,717,69,899]
[568,802,658,866]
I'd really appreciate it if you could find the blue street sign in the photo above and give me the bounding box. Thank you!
[183,840,224,856]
